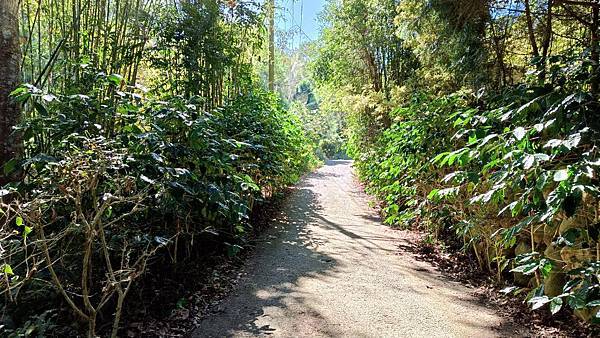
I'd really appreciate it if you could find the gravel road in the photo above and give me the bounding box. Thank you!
[192,160,512,337]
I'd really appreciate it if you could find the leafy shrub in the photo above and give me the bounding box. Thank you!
[1,74,317,336]
[352,56,600,322]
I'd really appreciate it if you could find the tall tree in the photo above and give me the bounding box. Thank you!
[0,0,21,185]
[268,0,275,91]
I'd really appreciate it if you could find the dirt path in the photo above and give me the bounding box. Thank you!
[192,160,512,337]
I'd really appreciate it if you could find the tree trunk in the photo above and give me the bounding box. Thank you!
[591,6,599,96]
[539,0,554,82]
[524,0,540,58]
[268,0,275,91]
[490,18,507,87]
[0,0,22,185]
[362,48,382,92]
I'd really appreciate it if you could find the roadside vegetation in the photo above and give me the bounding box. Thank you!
[0,1,320,336]
[3,0,600,336]
[309,0,600,325]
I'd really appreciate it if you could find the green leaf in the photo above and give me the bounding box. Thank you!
[568,288,588,309]
[3,159,17,175]
[534,123,544,132]
[10,85,34,102]
[516,97,541,116]
[432,152,449,164]
[544,139,563,149]
[154,236,170,246]
[553,169,569,182]
[478,133,498,148]
[33,101,48,116]
[511,262,538,274]
[107,74,124,85]
[523,154,535,170]
[563,278,581,292]
[9,86,28,97]
[431,187,460,201]
[557,228,581,246]
[176,298,189,309]
[226,244,243,257]
[15,216,23,227]
[500,286,518,294]
[550,297,563,314]
[140,175,156,184]
[536,173,548,191]
[513,127,527,141]
[564,132,582,149]
[2,264,13,275]
[23,225,32,238]
[42,94,57,102]
[427,189,440,200]
[528,296,551,310]
[586,300,600,307]
[540,259,553,278]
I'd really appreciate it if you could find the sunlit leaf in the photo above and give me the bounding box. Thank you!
[513,127,527,141]
[550,297,563,314]
[528,296,551,310]
[553,169,569,182]
[1,264,14,275]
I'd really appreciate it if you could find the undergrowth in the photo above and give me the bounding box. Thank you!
[0,73,317,337]
[350,55,600,323]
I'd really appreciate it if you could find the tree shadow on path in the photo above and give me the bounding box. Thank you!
[191,161,516,338]
[191,176,340,337]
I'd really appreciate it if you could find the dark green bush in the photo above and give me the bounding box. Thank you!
[1,74,317,336]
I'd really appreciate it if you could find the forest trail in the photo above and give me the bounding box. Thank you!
[192,160,511,337]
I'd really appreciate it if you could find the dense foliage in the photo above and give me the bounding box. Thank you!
[6,0,600,335]
[311,0,600,324]
[1,1,317,336]
[1,76,315,337]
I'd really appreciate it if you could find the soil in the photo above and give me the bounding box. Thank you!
[127,160,600,337]
[401,223,600,338]
[190,160,515,337]
[118,189,292,337]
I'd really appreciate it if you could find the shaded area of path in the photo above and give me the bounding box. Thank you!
[192,160,512,337]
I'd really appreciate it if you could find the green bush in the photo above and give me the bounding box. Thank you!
[351,56,600,322]
[1,74,317,336]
